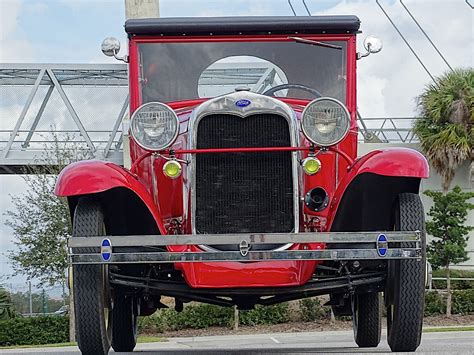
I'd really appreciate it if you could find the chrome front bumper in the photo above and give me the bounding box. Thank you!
[68,231,422,265]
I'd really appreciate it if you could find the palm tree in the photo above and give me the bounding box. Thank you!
[414,68,473,316]
[414,68,473,191]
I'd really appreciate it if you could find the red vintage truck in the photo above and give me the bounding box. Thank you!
[56,16,429,354]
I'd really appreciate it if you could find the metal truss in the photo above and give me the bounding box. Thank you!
[359,117,419,143]
[0,64,128,173]
[1,63,418,174]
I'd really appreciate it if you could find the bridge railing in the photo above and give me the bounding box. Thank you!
[359,117,419,143]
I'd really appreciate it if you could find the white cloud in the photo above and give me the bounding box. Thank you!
[314,0,473,118]
[0,0,34,62]
[0,0,20,40]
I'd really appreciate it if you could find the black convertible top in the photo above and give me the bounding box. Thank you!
[125,16,361,37]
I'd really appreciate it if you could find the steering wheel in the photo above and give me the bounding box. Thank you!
[263,83,322,98]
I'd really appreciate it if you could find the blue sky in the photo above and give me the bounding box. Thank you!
[0,0,472,292]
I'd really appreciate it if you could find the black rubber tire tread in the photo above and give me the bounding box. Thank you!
[387,193,425,352]
[112,295,138,352]
[73,198,111,355]
[353,292,382,347]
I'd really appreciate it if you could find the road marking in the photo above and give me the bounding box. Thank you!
[270,336,281,344]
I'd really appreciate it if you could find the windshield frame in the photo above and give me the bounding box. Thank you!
[128,34,356,116]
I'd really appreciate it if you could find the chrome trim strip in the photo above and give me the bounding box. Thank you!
[68,231,421,248]
[186,91,300,251]
[70,248,421,264]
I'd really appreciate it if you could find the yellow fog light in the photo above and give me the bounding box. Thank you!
[163,160,182,179]
[302,157,321,175]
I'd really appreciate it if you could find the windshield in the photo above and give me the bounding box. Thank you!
[138,39,347,103]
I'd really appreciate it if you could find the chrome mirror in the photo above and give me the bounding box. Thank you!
[101,37,120,57]
[358,35,383,59]
[101,37,128,62]
[364,36,383,54]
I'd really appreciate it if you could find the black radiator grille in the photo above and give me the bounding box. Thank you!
[195,113,294,235]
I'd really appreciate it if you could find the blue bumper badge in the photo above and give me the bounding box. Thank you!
[377,233,388,257]
[101,238,112,262]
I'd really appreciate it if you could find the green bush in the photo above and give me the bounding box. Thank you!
[139,303,290,333]
[139,304,233,332]
[424,291,445,316]
[240,303,290,326]
[452,289,474,315]
[170,304,233,330]
[298,297,329,321]
[0,316,69,346]
[431,269,474,290]
[424,290,474,316]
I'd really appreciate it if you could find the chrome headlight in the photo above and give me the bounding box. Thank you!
[130,102,179,151]
[301,97,350,147]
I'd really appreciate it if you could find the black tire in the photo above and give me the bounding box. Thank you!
[72,198,112,355]
[112,295,138,352]
[352,292,382,347]
[386,193,425,352]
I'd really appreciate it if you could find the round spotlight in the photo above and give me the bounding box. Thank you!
[163,160,182,179]
[302,157,321,175]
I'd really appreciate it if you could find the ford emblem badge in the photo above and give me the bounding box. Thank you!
[376,233,388,257]
[235,99,251,107]
[101,238,112,262]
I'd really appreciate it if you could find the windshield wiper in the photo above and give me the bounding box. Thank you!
[288,36,342,50]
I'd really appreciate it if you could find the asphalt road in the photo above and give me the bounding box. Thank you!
[1,330,473,354]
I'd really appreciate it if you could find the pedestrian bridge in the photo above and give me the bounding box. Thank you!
[0,63,418,174]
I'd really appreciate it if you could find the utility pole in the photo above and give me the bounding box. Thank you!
[41,289,48,314]
[125,0,160,19]
[28,281,32,315]
[62,282,66,307]
[122,0,160,169]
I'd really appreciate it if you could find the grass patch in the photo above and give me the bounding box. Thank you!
[0,336,166,349]
[138,336,167,343]
[424,326,474,333]
[0,342,77,349]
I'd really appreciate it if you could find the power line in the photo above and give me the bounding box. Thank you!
[465,0,473,10]
[376,0,436,83]
[288,0,297,16]
[302,0,311,16]
[399,0,453,71]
